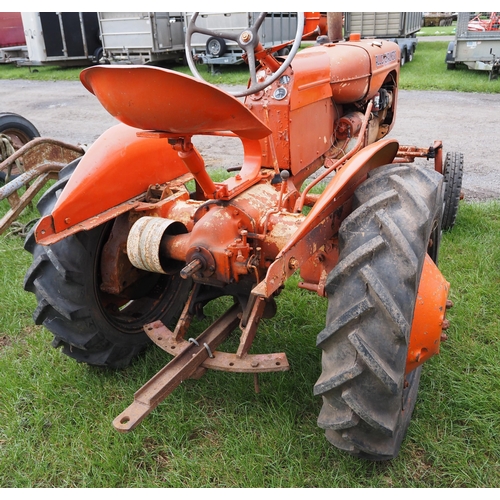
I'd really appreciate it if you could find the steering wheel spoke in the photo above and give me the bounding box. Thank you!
[250,12,268,34]
[186,12,305,97]
[194,26,240,43]
[245,49,259,87]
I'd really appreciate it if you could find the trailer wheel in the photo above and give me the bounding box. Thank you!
[0,112,40,150]
[206,37,227,57]
[92,47,103,64]
[314,163,443,460]
[400,48,407,66]
[23,162,192,369]
[0,113,40,182]
[441,152,464,231]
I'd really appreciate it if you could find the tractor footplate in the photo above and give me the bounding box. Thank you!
[145,319,289,373]
[113,303,242,432]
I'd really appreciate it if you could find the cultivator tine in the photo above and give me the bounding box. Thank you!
[112,303,242,432]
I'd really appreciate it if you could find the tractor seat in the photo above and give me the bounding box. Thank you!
[80,65,271,141]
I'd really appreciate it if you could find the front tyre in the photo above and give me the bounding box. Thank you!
[314,163,443,460]
[442,152,464,231]
[23,163,191,369]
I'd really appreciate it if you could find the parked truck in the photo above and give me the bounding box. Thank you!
[344,12,423,66]
[186,12,327,72]
[186,12,301,69]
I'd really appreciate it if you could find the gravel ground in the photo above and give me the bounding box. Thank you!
[1,78,499,202]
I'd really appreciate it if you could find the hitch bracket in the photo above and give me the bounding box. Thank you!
[113,303,242,432]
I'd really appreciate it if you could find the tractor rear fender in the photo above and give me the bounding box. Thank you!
[35,123,190,245]
[252,138,400,299]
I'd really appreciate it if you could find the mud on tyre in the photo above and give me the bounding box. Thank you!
[23,160,192,369]
[314,163,443,460]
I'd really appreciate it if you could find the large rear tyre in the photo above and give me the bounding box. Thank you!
[441,151,464,231]
[314,163,443,460]
[23,161,192,369]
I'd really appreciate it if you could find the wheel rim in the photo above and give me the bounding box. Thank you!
[94,222,188,335]
[1,127,32,150]
[207,38,223,56]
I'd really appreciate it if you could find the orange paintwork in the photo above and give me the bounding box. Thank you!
[38,39,402,244]
[290,41,399,106]
[406,254,450,373]
[247,40,399,177]
[252,139,400,299]
[80,65,271,140]
[288,48,333,110]
[303,12,327,38]
[40,123,189,236]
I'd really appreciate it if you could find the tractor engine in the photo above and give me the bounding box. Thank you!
[247,38,399,179]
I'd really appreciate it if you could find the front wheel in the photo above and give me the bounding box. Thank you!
[23,163,192,368]
[314,163,443,460]
[442,152,464,231]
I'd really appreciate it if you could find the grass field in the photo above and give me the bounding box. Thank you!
[399,41,500,93]
[1,195,499,487]
[1,39,500,93]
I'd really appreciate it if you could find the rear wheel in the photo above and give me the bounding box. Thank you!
[400,48,407,66]
[315,163,443,460]
[24,162,192,368]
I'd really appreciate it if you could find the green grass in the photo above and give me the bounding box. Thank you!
[0,64,82,81]
[2,36,499,93]
[416,24,457,37]
[400,41,500,92]
[1,188,500,486]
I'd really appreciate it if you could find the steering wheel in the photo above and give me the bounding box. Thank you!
[185,12,305,97]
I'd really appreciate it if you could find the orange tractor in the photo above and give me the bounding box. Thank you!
[24,13,455,460]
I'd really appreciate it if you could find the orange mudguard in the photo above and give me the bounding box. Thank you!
[36,123,190,241]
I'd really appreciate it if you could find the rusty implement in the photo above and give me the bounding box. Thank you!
[113,301,289,432]
[395,141,444,174]
[113,304,242,432]
[0,137,84,235]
